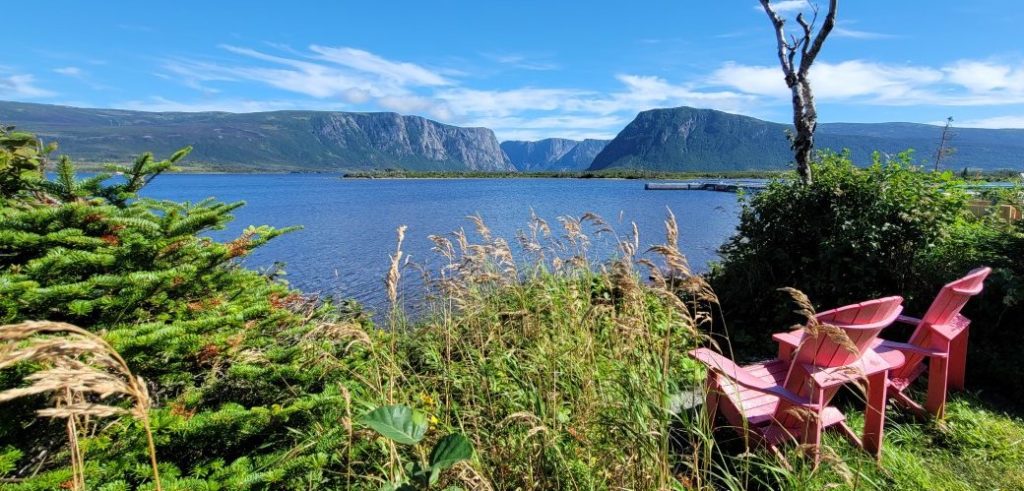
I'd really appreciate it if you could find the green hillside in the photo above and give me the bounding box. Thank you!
[590,106,1024,171]
[0,100,513,172]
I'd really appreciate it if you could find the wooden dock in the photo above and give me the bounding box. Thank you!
[645,180,769,192]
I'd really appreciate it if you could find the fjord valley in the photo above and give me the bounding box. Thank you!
[6,100,1024,174]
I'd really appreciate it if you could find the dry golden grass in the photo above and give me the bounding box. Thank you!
[0,321,162,491]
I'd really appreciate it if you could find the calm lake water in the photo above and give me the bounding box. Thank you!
[141,175,742,312]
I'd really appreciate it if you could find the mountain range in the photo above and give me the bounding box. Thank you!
[501,138,610,171]
[0,101,512,172]
[3,100,1023,172]
[590,106,1024,171]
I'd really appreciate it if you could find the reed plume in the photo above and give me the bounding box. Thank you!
[0,321,162,491]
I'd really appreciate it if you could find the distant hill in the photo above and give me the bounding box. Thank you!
[0,101,513,172]
[501,138,610,171]
[589,106,1024,172]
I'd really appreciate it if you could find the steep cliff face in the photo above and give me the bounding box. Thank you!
[501,138,578,171]
[313,112,513,171]
[501,138,610,171]
[0,101,513,172]
[590,106,1024,171]
[556,139,610,169]
[589,107,788,171]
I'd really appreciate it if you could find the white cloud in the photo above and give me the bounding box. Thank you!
[482,53,560,71]
[833,28,896,40]
[54,66,84,77]
[951,116,1024,129]
[437,87,592,118]
[754,0,810,14]
[0,74,55,98]
[147,42,1024,141]
[708,59,1024,106]
[117,96,344,113]
[944,60,1024,94]
[309,46,452,86]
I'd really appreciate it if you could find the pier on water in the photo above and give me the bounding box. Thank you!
[644,180,768,192]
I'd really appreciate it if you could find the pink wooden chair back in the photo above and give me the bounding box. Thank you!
[895,267,991,380]
[919,267,991,327]
[791,296,905,369]
[773,297,903,428]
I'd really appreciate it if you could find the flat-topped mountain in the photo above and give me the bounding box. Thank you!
[501,138,610,171]
[0,101,513,172]
[589,106,1024,171]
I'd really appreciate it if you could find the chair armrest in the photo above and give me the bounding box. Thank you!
[772,330,802,348]
[876,340,948,358]
[801,349,893,388]
[688,348,820,409]
[894,315,923,326]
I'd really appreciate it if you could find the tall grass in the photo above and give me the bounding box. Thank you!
[350,209,718,488]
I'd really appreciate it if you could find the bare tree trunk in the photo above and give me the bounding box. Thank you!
[760,0,838,185]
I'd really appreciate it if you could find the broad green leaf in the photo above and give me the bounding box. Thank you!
[429,433,473,470]
[360,405,427,445]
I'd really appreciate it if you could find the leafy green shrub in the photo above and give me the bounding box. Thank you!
[711,151,970,350]
[711,151,1024,407]
[360,404,473,489]
[916,188,1024,404]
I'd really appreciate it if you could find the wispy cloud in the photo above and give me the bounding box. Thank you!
[128,42,1024,140]
[309,45,453,85]
[709,58,1024,106]
[753,0,810,14]
[0,73,55,98]
[482,53,560,71]
[950,115,1024,129]
[117,96,345,113]
[833,28,897,40]
[54,66,84,77]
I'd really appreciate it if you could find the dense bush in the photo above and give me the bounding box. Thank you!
[711,150,1024,404]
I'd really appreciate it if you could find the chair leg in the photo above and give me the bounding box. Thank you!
[926,356,949,419]
[949,328,969,391]
[704,377,721,428]
[803,387,824,468]
[891,390,928,420]
[836,421,863,449]
[863,370,888,461]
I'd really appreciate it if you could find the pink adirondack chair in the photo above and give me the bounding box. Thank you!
[774,267,991,419]
[691,296,904,465]
[878,267,991,418]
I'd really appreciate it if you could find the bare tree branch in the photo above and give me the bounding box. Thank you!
[760,0,795,77]
[799,0,838,76]
[759,0,839,185]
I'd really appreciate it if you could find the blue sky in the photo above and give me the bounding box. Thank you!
[3,0,1023,140]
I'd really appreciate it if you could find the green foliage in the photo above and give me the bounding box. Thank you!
[0,125,56,199]
[711,151,971,347]
[361,404,474,489]
[711,150,1024,406]
[361,405,429,445]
